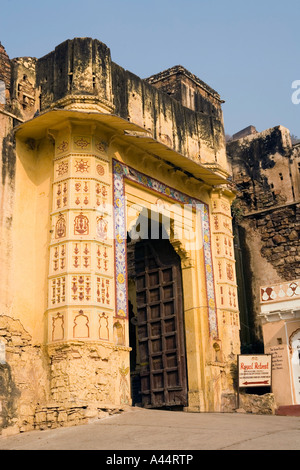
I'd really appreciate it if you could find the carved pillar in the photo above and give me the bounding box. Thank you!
[47,122,114,343]
[46,121,130,406]
[210,189,240,358]
[172,240,207,412]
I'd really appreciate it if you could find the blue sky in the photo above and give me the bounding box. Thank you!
[1,0,299,137]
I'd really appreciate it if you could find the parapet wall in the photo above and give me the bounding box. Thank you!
[0,37,229,171]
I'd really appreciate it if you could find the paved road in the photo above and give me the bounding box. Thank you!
[0,407,299,451]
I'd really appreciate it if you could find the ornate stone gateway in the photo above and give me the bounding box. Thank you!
[0,38,241,433]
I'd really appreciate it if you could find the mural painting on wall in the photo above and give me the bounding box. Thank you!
[52,312,64,341]
[261,280,300,302]
[74,212,89,235]
[96,215,108,240]
[99,312,109,341]
[56,160,68,178]
[55,214,66,239]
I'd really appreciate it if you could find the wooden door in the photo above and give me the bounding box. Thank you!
[134,239,188,408]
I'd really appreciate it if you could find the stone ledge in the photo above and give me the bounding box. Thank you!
[0,403,129,437]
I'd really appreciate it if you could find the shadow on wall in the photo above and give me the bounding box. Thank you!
[0,363,20,429]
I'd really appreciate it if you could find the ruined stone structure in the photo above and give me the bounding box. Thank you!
[227,126,300,408]
[0,38,240,434]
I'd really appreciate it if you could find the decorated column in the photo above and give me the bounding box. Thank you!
[46,121,130,407]
[210,189,240,358]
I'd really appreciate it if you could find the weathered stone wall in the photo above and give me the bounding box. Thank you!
[145,65,223,119]
[255,204,300,280]
[232,125,257,141]
[0,38,229,171]
[34,38,228,169]
[0,43,11,86]
[1,37,229,171]
[10,56,38,121]
[0,314,128,436]
[0,43,17,324]
[227,126,300,346]
[0,315,48,434]
[111,62,227,168]
[227,126,297,211]
[0,42,11,107]
[47,342,131,407]
[36,38,113,109]
[291,143,300,201]
[221,392,276,414]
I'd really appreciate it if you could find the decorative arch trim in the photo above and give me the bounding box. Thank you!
[289,328,300,354]
[113,159,218,337]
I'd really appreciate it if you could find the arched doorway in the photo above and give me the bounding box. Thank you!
[127,213,188,409]
[290,329,300,404]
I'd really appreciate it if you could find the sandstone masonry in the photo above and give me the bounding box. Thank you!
[227,126,300,345]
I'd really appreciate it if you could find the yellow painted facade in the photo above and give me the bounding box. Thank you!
[0,38,240,433]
